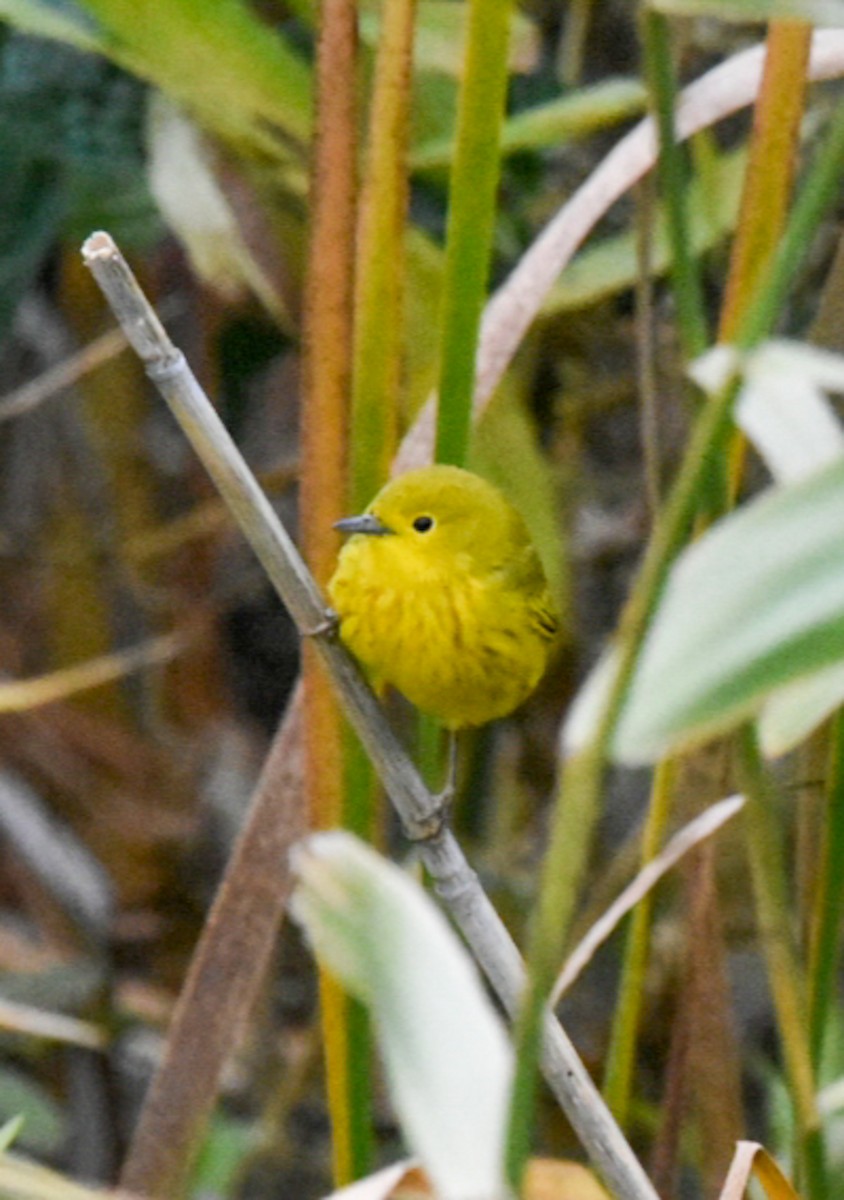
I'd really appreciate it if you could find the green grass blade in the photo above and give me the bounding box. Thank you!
[642,10,708,358]
[719,22,811,343]
[602,759,676,1123]
[653,0,844,20]
[808,712,844,1069]
[543,145,746,315]
[739,95,844,349]
[411,77,646,169]
[0,0,103,50]
[351,0,416,509]
[508,67,844,1197]
[75,0,312,159]
[736,731,827,1198]
[434,0,514,467]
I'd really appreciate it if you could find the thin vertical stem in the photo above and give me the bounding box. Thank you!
[735,729,825,1199]
[602,758,676,1122]
[635,175,662,519]
[720,22,811,341]
[435,0,514,467]
[642,10,708,359]
[720,21,811,497]
[301,0,366,1183]
[350,0,416,509]
[808,711,844,1069]
[506,92,844,1189]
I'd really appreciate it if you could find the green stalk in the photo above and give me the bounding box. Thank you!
[719,22,811,344]
[738,97,844,350]
[641,10,708,359]
[505,383,737,1188]
[808,711,844,1070]
[350,0,416,508]
[735,730,826,1200]
[343,0,418,1174]
[602,758,676,1123]
[603,26,811,1117]
[504,92,844,1191]
[435,0,513,467]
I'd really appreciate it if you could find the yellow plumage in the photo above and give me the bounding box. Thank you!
[328,465,559,730]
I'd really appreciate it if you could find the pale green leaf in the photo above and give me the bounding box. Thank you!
[146,96,290,325]
[691,340,844,485]
[758,660,844,756]
[0,1151,106,1200]
[562,647,618,755]
[291,832,512,1200]
[0,0,102,52]
[0,1119,23,1157]
[613,457,844,763]
[651,0,844,23]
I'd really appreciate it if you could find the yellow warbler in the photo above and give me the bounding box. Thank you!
[328,465,559,731]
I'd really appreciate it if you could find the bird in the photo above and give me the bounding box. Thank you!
[328,465,559,794]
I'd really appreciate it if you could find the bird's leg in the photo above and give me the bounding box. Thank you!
[435,729,460,809]
[302,607,340,639]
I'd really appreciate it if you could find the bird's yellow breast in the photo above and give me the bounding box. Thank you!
[328,533,555,729]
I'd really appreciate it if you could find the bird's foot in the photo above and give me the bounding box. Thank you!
[432,781,455,810]
[304,608,340,639]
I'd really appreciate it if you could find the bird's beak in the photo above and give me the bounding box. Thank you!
[334,513,393,536]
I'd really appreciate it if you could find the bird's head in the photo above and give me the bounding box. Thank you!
[334,465,521,573]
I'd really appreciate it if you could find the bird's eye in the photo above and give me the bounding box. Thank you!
[413,515,434,533]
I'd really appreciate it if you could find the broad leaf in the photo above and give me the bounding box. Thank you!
[291,833,512,1200]
[613,457,844,763]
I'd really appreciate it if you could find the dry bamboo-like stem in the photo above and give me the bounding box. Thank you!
[82,231,658,1200]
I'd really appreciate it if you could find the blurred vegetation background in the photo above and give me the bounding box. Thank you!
[1,2,841,1199]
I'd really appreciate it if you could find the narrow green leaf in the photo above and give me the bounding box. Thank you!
[435,0,514,466]
[808,712,844,1071]
[351,0,416,509]
[652,0,844,23]
[543,145,746,315]
[642,10,709,358]
[0,0,102,50]
[75,0,312,160]
[412,78,646,170]
[0,0,312,174]
[614,457,844,763]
